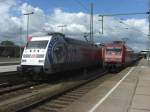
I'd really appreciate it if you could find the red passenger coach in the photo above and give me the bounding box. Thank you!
[103,41,137,70]
[95,43,105,67]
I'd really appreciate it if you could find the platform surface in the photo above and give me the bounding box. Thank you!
[63,59,150,112]
[0,57,20,62]
[0,65,18,73]
[0,57,20,66]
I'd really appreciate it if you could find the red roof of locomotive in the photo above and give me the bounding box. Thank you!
[104,41,134,52]
[104,41,125,47]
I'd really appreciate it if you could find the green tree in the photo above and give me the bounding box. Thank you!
[1,40,15,46]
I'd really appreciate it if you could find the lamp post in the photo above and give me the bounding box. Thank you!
[57,25,67,33]
[98,16,104,34]
[19,26,22,59]
[24,12,34,43]
[148,0,150,63]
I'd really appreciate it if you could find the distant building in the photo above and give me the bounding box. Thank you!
[140,50,150,59]
[0,45,23,57]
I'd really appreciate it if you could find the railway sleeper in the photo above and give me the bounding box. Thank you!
[64,93,83,97]
[51,99,70,105]
[45,102,66,108]
[66,92,85,96]
[62,94,80,99]
[57,97,75,102]
[37,106,59,112]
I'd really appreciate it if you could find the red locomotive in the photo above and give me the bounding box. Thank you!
[103,41,138,71]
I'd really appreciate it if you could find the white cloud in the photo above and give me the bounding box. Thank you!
[45,8,89,34]
[0,0,21,41]
[20,3,46,31]
[0,1,148,51]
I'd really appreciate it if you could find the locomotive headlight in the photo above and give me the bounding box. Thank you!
[36,54,44,58]
[22,59,26,62]
[39,60,44,63]
[23,54,31,58]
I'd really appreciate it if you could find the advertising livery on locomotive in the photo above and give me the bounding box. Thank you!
[18,33,103,75]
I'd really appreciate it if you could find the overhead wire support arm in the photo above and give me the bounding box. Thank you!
[99,12,149,17]
[57,25,67,34]
[75,0,89,12]
[98,12,149,35]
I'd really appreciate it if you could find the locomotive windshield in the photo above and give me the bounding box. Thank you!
[26,40,48,49]
[106,48,122,53]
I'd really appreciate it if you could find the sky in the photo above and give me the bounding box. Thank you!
[0,0,149,51]
[21,0,148,18]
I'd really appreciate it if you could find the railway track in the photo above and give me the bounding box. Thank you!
[27,68,130,112]
[0,83,49,106]
[0,72,26,87]
[0,82,9,88]
[0,67,131,112]
[0,81,42,96]
[0,71,43,99]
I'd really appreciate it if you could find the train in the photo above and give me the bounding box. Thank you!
[103,41,139,71]
[17,33,140,79]
[18,33,103,77]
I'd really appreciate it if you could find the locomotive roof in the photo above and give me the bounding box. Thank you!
[105,42,134,52]
[49,32,96,47]
[64,37,95,47]
[48,32,65,37]
[105,43,124,46]
[105,41,125,46]
[31,32,97,47]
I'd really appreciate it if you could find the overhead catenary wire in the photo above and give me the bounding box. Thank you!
[97,16,148,43]
[113,17,148,37]
[98,12,149,37]
[74,0,95,44]
[74,0,89,12]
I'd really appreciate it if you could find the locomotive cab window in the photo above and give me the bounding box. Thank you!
[26,41,48,49]
[114,48,122,54]
[106,48,122,54]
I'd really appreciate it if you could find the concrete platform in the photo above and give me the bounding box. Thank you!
[0,65,18,73]
[62,59,150,112]
[0,61,20,66]
[0,57,20,62]
[0,57,20,66]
